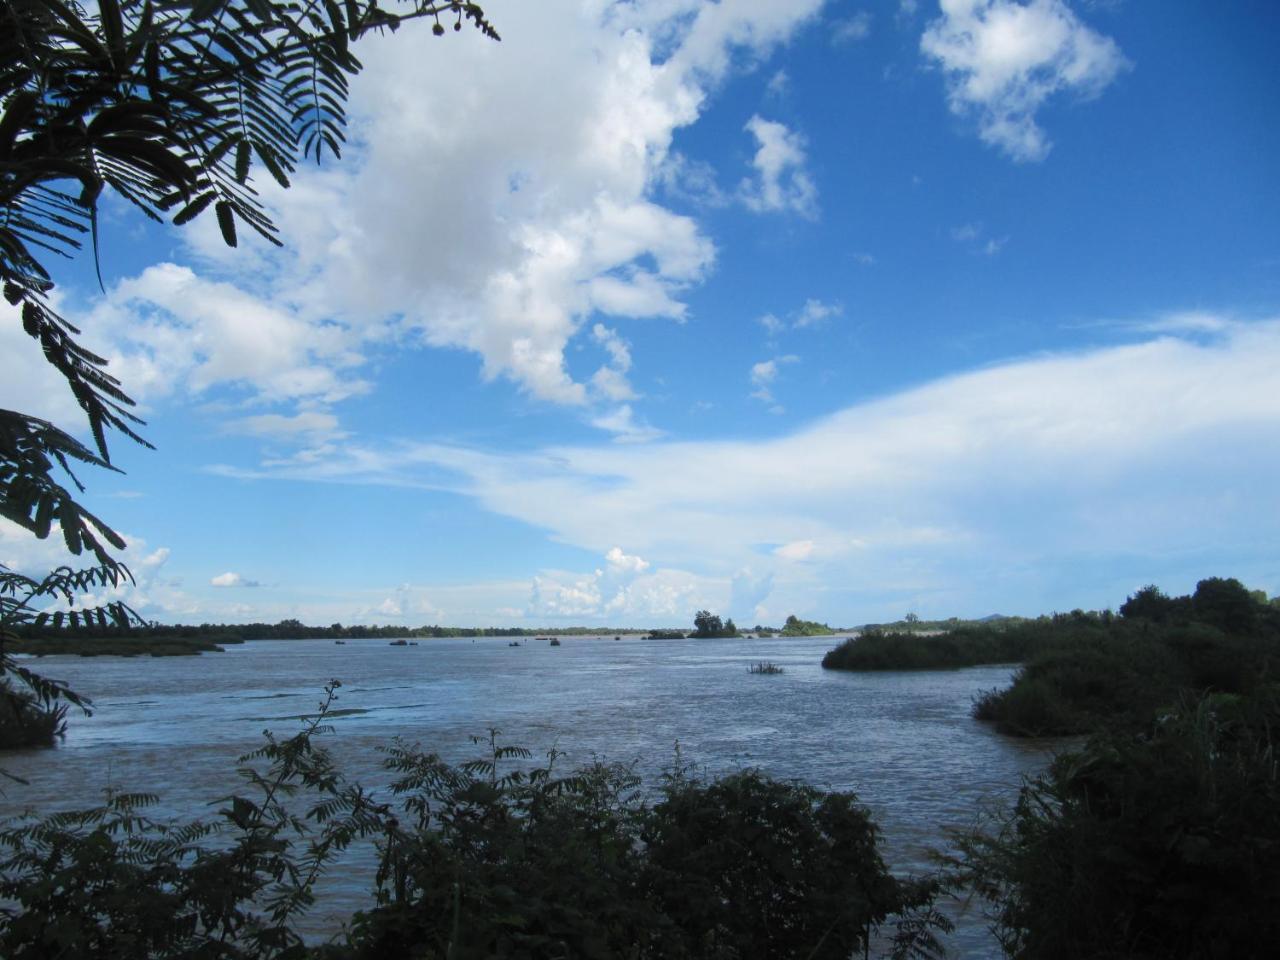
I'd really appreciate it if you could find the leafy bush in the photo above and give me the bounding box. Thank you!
[952,689,1280,959]
[0,682,387,959]
[641,765,948,960]
[1,686,948,959]
[354,737,949,959]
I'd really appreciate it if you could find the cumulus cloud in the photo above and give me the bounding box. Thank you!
[3,2,827,447]
[0,519,204,619]
[211,571,260,588]
[739,115,819,218]
[529,552,717,623]
[606,547,651,577]
[528,546,689,620]
[921,0,1128,161]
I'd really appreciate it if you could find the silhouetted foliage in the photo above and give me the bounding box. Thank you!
[2,0,496,563]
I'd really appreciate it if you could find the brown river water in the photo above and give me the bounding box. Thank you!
[2,635,1060,957]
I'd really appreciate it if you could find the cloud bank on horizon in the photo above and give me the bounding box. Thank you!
[2,0,1277,627]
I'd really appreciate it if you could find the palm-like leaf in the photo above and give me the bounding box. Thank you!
[1,0,496,564]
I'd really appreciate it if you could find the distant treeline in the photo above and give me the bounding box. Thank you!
[12,618,652,642]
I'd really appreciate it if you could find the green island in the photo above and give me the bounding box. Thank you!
[779,614,836,636]
[823,576,1280,738]
[10,635,245,657]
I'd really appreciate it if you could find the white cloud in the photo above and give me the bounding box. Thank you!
[226,411,345,443]
[921,0,1128,161]
[794,298,842,328]
[730,568,774,619]
[0,297,92,429]
[0,520,205,619]
[4,2,827,447]
[832,11,873,44]
[225,318,1280,617]
[740,115,819,218]
[528,548,715,623]
[951,221,1008,255]
[758,312,786,335]
[766,69,791,97]
[606,546,651,577]
[590,404,664,443]
[209,0,818,418]
[102,264,369,407]
[775,539,816,561]
[589,323,638,402]
[759,298,842,335]
[749,354,799,408]
[211,571,260,588]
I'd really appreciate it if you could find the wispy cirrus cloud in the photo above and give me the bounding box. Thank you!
[208,317,1280,619]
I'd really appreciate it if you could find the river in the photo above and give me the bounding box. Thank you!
[1,634,1058,957]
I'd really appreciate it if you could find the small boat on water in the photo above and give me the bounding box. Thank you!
[389,639,408,647]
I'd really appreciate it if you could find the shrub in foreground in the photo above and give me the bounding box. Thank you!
[953,689,1280,959]
[1,683,949,960]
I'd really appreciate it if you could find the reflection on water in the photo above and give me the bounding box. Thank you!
[2,635,1057,956]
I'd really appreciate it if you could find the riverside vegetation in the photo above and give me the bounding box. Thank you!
[823,577,1280,737]
[826,577,1280,959]
[0,682,951,960]
[4,578,1280,957]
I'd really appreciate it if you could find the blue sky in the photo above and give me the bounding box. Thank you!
[3,0,1279,627]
